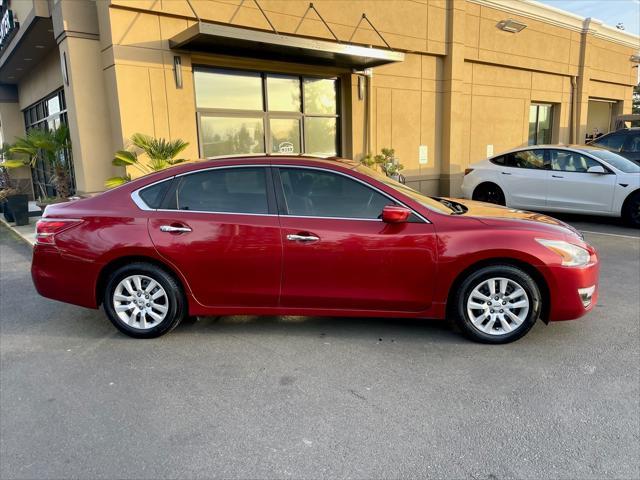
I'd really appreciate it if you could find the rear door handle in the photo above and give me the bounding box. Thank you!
[286,234,320,243]
[551,174,564,178]
[160,225,192,233]
[501,172,512,175]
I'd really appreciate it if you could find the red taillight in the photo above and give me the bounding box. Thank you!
[35,218,82,245]
[464,168,474,176]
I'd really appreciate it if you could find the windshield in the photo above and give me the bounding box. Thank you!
[583,149,640,173]
[353,165,455,214]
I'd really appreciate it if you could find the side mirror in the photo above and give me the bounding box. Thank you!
[587,165,606,174]
[382,205,411,223]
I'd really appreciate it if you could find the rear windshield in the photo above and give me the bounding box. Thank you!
[583,149,640,173]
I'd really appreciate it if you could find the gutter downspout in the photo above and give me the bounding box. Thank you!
[571,76,578,144]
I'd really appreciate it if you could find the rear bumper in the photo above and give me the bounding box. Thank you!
[31,245,100,309]
[543,260,599,322]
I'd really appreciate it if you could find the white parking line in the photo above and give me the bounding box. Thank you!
[580,230,640,240]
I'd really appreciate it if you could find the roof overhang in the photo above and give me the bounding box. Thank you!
[170,22,404,70]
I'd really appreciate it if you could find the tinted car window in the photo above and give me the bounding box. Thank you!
[622,133,640,153]
[550,150,599,173]
[279,168,392,219]
[168,167,269,214]
[592,132,625,151]
[490,155,506,165]
[505,149,545,169]
[584,149,640,173]
[139,180,171,209]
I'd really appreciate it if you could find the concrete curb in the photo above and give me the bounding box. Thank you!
[0,215,36,246]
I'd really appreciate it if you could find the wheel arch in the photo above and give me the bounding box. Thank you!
[620,187,640,216]
[445,257,551,324]
[95,255,189,308]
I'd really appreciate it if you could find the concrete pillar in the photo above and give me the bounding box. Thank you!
[439,0,466,197]
[52,0,119,194]
[575,18,601,144]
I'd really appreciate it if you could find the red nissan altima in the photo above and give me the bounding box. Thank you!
[31,156,599,343]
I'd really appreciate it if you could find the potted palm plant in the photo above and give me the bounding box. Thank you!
[106,133,188,188]
[9,125,73,207]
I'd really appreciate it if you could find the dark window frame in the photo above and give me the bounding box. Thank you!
[193,67,341,158]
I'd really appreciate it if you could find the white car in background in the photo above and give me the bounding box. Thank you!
[461,145,640,227]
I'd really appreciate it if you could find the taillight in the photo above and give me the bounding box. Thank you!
[35,218,83,245]
[464,168,474,175]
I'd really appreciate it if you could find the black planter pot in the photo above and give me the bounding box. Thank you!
[4,194,29,226]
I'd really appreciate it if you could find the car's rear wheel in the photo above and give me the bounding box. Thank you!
[454,265,541,344]
[472,183,506,206]
[622,191,640,228]
[103,262,186,338]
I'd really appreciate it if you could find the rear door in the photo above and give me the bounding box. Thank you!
[546,149,616,213]
[146,165,282,308]
[500,149,549,208]
[274,166,437,312]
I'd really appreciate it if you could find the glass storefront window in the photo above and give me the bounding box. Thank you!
[200,116,265,157]
[270,118,301,154]
[194,70,263,110]
[194,68,339,158]
[267,75,301,112]
[528,104,554,145]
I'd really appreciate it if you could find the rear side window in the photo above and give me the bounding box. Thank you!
[138,180,172,209]
[166,167,269,214]
[509,150,545,169]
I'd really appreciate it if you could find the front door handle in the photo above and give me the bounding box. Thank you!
[160,225,192,233]
[286,234,320,243]
[501,172,512,175]
[551,174,564,178]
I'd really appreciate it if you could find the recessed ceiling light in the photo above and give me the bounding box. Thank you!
[35,45,45,49]
[24,58,32,61]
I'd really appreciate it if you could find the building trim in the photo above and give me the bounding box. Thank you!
[469,0,640,49]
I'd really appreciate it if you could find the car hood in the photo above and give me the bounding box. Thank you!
[445,198,583,238]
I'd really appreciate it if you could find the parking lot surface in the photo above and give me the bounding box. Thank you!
[1,221,639,480]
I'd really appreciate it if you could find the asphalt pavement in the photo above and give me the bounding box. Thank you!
[1,221,638,479]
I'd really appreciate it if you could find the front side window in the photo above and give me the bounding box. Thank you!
[279,168,391,219]
[195,69,339,158]
[550,150,599,173]
[167,167,269,214]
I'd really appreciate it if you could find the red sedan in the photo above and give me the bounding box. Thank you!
[31,157,599,343]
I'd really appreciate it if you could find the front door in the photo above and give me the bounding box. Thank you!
[275,167,437,312]
[546,149,615,213]
[147,166,282,308]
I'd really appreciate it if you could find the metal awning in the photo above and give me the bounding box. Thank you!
[169,22,404,69]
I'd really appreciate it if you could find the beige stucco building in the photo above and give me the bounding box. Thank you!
[0,0,638,198]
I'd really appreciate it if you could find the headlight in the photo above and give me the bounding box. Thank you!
[536,239,590,267]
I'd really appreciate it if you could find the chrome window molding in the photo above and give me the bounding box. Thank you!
[130,163,430,223]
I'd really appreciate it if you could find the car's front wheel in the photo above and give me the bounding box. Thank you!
[453,265,541,344]
[103,262,186,338]
[622,191,640,228]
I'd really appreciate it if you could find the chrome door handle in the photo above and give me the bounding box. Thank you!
[160,225,192,233]
[286,234,320,242]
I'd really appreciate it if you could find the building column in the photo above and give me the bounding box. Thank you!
[439,0,466,197]
[52,0,118,194]
[575,18,600,144]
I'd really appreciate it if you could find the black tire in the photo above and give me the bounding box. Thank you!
[622,191,640,228]
[453,265,541,344]
[472,183,506,206]
[103,262,186,338]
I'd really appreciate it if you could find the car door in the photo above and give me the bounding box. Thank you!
[545,149,616,213]
[146,165,282,308]
[274,166,437,313]
[499,149,549,209]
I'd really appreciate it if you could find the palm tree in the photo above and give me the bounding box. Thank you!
[106,133,189,188]
[9,125,72,199]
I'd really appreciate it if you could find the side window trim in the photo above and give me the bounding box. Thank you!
[153,165,277,216]
[272,165,428,223]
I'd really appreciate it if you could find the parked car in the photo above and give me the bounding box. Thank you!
[32,156,599,344]
[588,127,640,165]
[462,145,640,227]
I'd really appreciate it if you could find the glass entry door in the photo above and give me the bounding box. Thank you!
[528,104,554,145]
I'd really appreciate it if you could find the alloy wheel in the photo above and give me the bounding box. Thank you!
[112,274,169,330]
[466,277,530,336]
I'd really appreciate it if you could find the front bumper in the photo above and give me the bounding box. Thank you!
[542,260,599,322]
